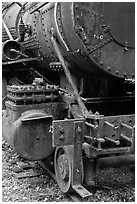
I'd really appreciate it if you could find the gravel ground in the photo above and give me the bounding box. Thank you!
[2,140,135,202]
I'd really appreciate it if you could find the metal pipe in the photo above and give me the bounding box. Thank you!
[51,35,89,117]
[10,49,28,58]
[121,123,132,130]
[85,121,95,128]
[2,19,13,40]
[120,133,132,143]
[104,136,120,145]
[54,2,69,51]
[97,154,135,169]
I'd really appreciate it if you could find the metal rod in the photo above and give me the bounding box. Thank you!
[104,136,120,145]
[85,122,95,128]
[2,57,39,65]
[121,123,133,130]
[99,146,131,155]
[120,133,132,143]
[104,121,114,128]
[51,36,89,117]
[10,49,29,58]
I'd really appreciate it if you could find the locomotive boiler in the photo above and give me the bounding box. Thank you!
[2,2,135,197]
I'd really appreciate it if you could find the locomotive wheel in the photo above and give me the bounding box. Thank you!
[54,145,73,193]
[54,145,84,193]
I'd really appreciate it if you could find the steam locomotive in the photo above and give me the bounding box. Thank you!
[2,2,135,197]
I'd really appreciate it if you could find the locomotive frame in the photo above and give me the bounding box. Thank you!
[2,2,135,198]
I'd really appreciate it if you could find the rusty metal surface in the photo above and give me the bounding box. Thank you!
[5,100,67,123]
[3,109,54,160]
[97,154,135,169]
[103,2,135,48]
[85,95,135,116]
[51,36,89,117]
[72,2,135,79]
[3,2,134,79]
[52,119,84,147]
[7,83,60,105]
[54,145,73,193]
[84,114,135,157]
[52,111,135,158]
[2,2,135,195]
[2,57,39,65]
[71,121,92,198]
[2,3,21,41]
[72,121,83,186]
[83,157,95,186]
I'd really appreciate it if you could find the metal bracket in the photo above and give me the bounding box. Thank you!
[72,121,92,198]
[72,184,92,198]
[52,119,84,147]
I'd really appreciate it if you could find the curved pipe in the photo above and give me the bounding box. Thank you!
[54,2,69,51]
[2,19,13,40]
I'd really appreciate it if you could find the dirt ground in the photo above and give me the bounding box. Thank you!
[2,140,135,202]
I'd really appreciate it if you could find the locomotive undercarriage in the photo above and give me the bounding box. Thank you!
[3,81,135,197]
[2,46,135,198]
[2,2,135,198]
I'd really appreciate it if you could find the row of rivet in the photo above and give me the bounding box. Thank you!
[41,4,54,14]
[41,8,55,58]
[73,4,135,79]
[21,12,39,52]
[74,5,111,51]
[96,59,134,78]
[88,48,133,78]
[36,3,58,61]
[50,64,63,72]
[74,4,116,76]
[75,4,111,42]
[31,13,42,57]
[62,49,134,78]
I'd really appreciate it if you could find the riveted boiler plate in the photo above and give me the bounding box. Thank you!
[103,2,135,48]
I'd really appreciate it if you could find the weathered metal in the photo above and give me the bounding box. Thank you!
[97,155,135,169]
[6,83,60,105]
[2,109,53,160]
[52,119,84,147]
[54,145,73,193]
[52,114,134,152]
[51,36,89,117]
[72,121,83,186]
[2,2,135,197]
[2,82,68,160]
[2,2,135,79]
[72,121,92,198]
[2,57,39,66]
